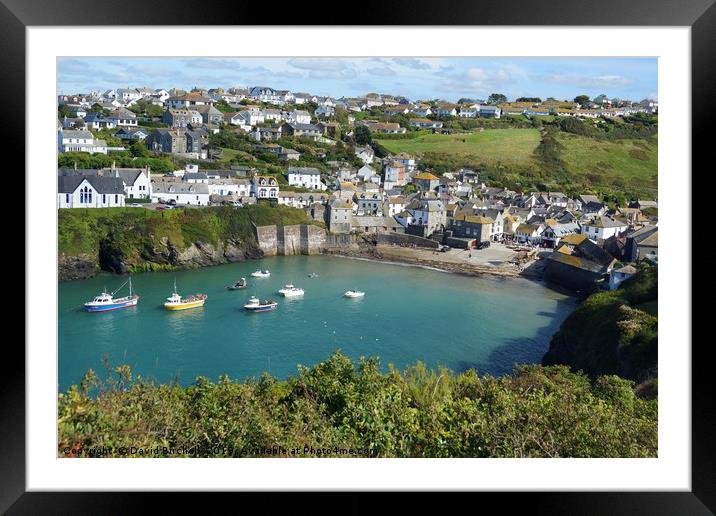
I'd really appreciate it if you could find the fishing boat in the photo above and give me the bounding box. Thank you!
[163,279,207,311]
[243,296,278,312]
[251,269,271,278]
[307,272,319,278]
[226,277,248,290]
[83,277,139,312]
[343,290,365,298]
[278,284,304,297]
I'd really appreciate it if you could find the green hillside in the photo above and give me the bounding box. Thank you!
[555,133,658,197]
[375,129,542,166]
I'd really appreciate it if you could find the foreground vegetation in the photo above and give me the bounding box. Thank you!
[544,264,658,388]
[58,352,657,458]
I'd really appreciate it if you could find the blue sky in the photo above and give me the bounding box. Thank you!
[58,57,658,102]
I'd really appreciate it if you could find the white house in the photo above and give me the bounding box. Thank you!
[57,129,108,154]
[287,167,326,190]
[285,110,311,125]
[104,167,152,200]
[251,175,279,200]
[580,216,629,242]
[208,178,251,197]
[58,175,125,208]
[515,223,546,244]
[355,146,374,164]
[151,181,210,205]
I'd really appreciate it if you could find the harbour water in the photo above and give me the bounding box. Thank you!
[58,255,575,392]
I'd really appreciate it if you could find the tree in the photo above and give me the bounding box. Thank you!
[130,140,150,158]
[354,125,372,146]
[487,93,508,105]
[574,95,591,105]
[516,97,542,103]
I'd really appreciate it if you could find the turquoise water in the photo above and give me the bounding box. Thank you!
[58,255,575,392]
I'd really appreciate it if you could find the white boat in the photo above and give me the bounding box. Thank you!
[243,296,278,312]
[343,290,365,298]
[278,284,304,297]
[83,277,139,312]
[251,269,271,278]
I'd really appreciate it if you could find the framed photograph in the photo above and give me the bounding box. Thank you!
[7,0,711,511]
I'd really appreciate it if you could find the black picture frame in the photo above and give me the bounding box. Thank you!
[5,0,711,512]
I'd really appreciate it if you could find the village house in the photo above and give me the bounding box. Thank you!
[62,164,153,200]
[151,180,210,206]
[409,118,443,129]
[207,177,251,198]
[251,175,279,201]
[57,129,107,154]
[287,167,326,190]
[624,226,658,263]
[251,125,283,142]
[384,196,407,217]
[107,107,138,127]
[413,172,440,191]
[355,146,375,164]
[249,86,283,104]
[165,93,213,109]
[163,108,202,128]
[328,198,353,234]
[434,104,458,117]
[58,175,125,208]
[544,238,618,291]
[581,215,629,242]
[145,128,188,154]
[285,110,312,125]
[515,223,546,244]
[478,105,502,118]
[281,122,322,141]
[450,214,493,244]
[383,161,407,189]
[608,264,638,290]
[84,112,116,130]
[115,127,149,141]
[356,192,383,216]
[195,105,224,125]
[406,195,446,237]
[540,221,581,248]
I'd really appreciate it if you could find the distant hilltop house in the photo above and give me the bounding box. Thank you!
[57,129,108,154]
[165,92,214,109]
[410,118,443,129]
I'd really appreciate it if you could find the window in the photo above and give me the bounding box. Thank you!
[115,195,118,203]
[102,194,106,204]
[65,193,70,204]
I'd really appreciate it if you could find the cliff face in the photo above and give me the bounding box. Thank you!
[58,205,321,281]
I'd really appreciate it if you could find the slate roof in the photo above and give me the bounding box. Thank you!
[58,175,125,195]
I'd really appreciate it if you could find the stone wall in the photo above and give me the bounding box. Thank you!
[255,224,329,256]
[376,232,440,249]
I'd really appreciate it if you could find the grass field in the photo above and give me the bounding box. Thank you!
[555,133,658,194]
[375,128,542,166]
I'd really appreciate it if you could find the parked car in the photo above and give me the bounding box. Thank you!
[167,199,177,206]
[477,241,490,250]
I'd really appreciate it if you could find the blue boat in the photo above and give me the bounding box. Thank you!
[243,296,278,312]
[84,277,139,312]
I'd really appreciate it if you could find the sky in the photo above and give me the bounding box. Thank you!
[57,57,658,102]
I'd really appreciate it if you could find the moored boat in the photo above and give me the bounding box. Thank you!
[251,269,271,278]
[226,277,248,290]
[278,284,304,297]
[164,279,207,311]
[343,289,365,298]
[84,277,139,312]
[243,296,278,312]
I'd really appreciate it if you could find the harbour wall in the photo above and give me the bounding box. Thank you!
[256,224,333,256]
